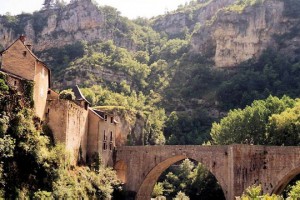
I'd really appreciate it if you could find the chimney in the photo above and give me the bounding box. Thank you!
[19,34,26,44]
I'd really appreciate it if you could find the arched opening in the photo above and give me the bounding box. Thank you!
[114,160,127,183]
[273,167,300,197]
[152,158,225,199]
[136,156,225,200]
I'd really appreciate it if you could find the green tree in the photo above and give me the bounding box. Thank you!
[267,104,300,146]
[134,51,150,64]
[236,184,283,200]
[0,79,9,93]
[158,159,225,199]
[152,183,164,198]
[288,180,300,199]
[174,191,190,200]
[211,96,297,145]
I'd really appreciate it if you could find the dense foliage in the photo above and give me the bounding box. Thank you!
[236,184,300,200]
[211,96,300,145]
[152,159,225,200]
[217,49,300,110]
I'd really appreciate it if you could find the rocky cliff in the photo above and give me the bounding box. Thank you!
[191,0,286,67]
[152,0,236,38]
[0,0,137,51]
[153,0,300,68]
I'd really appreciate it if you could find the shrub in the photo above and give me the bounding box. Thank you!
[59,90,75,100]
[0,79,9,93]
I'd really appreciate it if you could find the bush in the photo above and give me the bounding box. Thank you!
[33,190,53,199]
[0,79,9,93]
[59,90,75,100]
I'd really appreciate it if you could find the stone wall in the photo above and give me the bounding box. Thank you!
[33,62,50,119]
[46,99,88,164]
[86,110,100,161]
[5,74,24,93]
[115,145,300,200]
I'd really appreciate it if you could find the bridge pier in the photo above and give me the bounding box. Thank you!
[114,145,300,200]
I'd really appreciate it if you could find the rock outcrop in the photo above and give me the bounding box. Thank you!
[153,0,300,68]
[0,0,135,51]
[191,0,286,67]
[152,0,236,38]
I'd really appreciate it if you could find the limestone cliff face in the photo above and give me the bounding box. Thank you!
[36,1,106,51]
[154,0,299,68]
[152,0,236,37]
[0,21,15,48]
[191,0,286,67]
[0,0,134,51]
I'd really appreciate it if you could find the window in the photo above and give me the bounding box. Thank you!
[14,81,17,86]
[110,131,113,141]
[104,115,108,121]
[103,130,107,141]
[109,142,113,151]
[23,51,27,57]
[110,117,114,123]
[103,142,107,150]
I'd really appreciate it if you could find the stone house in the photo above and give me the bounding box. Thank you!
[0,36,123,166]
[87,109,118,166]
[0,35,50,120]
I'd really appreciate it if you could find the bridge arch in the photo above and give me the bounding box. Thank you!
[114,145,300,200]
[272,167,300,195]
[136,154,226,200]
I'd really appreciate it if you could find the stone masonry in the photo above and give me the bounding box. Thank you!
[114,145,300,200]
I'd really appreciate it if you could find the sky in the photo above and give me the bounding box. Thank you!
[0,0,191,19]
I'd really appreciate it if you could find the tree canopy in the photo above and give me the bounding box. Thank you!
[211,96,300,145]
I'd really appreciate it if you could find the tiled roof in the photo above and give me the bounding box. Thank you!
[93,109,105,118]
[91,109,119,124]
[89,108,104,120]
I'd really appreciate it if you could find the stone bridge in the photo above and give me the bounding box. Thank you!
[113,145,300,200]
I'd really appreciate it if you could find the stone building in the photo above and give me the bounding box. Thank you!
[87,109,118,166]
[0,36,123,165]
[0,35,50,120]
